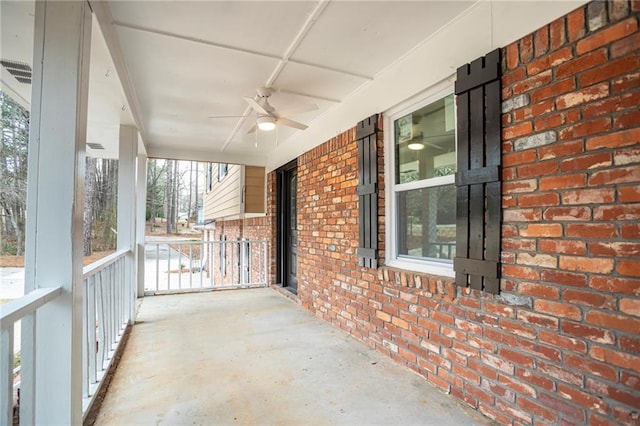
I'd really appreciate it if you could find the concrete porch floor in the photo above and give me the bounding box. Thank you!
[94,288,494,425]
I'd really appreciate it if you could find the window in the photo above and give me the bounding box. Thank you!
[386,82,456,277]
[218,163,228,181]
[207,163,213,192]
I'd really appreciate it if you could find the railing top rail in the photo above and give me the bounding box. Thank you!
[83,248,131,278]
[146,239,268,245]
[0,287,63,327]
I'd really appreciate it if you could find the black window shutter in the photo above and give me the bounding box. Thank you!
[356,114,379,269]
[454,49,502,294]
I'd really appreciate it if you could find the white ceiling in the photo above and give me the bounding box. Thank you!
[2,0,586,169]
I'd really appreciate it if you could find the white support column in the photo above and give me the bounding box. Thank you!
[22,2,92,424]
[136,153,148,298]
[117,125,137,323]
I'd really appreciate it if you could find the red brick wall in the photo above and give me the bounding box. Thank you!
[265,2,639,425]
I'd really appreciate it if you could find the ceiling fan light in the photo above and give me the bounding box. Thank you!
[257,116,276,131]
[408,142,425,150]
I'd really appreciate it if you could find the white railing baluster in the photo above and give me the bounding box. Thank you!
[88,276,97,385]
[155,244,160,292]
[1,326,14,426]
[189,244,193,289]
[82,278,89,399]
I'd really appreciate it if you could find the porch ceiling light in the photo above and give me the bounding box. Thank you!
[408,142,424,150]
[257,116,276,131]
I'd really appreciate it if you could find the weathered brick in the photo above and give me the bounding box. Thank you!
[577,17,638,54]
[528,46,573,75]
[519,223,563,237]
[538,391,586,422]
[586,377,640,408]
[587,127,640,150]
[534,299,582,320]
[556,48,608,79]
[579,56,640,87]
[612,71,640,94]
[620,298,640,317]
[513,130,557,151]
[587,1,608,32]
[565,353,618,381]
[586,310,640,334]
[614,109,640,130]
[563,288,616,309]
[617,259,640,277]
[583,91,640,119]
[539,174,586,190]
[566,223,618,239]
[561,188,615,205]
[531,77,576,102]
[556,82,609,110]
[517,192,560,207]
[611,32,640,58]
[520,34,534,63]
[558,384,610,415]
[567,7,586,42]
[543,206,591,221]
[614,146,640,165]
[503,121,533,140]
[589,166,640,186]
[502,94,530,113]
[559,117,611,140]
[608,0,630,21]
[560,256,614,274]
[562,320,615,344]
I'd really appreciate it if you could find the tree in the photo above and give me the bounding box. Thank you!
[0,91,29,255]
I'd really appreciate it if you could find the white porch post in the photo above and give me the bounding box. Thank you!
[136,153,147,298]
[117,125,137,323]
[22,1,91,424]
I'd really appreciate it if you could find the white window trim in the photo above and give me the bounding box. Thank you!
[384,78,456,278]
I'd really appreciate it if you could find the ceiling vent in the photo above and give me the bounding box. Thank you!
[1,59,32,84]
[87,143,105,150]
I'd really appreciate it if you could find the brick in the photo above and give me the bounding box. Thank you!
[517,160,559,178]
[609,0,630,21]
[563,288,616,309]
[612,32,640,58]
[586,310,640,334]
[528,46,572,75]
[500,318,538,339]
[589,241,640,257]
[517,252,557,268]
[505,41,520,70]
[556,48,608,79]
[559,117,611,140]
[519,223,562,237]
[619,335,640,354]
[376,310,391,322]
[591,345,640,371]
[586,377,640,408]
[543,206,591,221]
[620,298,640,317]
[534,25,550,57]
[562,256,614,275]
[614,146,640,166]
[534,299,582,320]
[479,402,511,425]
[593,204,640,220]
[583,92,640,119]
[513,131,556,151]
[550,17,566,50]
[531,77,575,102]
[579,17,639,54]
[502,238,536,251]
[587,1,607,32]
[503,149,536,166]
[621,223,640,239]
[614,109,640,130]
[566,223,618,239]
[565,353,618,381]
[503,121,533,140]
[541,269,587,287]
[517,367,556,392]
[538,140,584,160]
[539,330,587,354]
[518,397,558,423]
[561,152,612,172]
[556,82,609,110]
[567,7,586,42]
[539,174,586,190]
[518,338,562,362]
[520,310,560,329]
[539,239,586,255]
[561,188,615,205]
[562,321,615,345]
[579,56,640,87]
[520,34,534,63]
[617,259,640,277]
[590,275,640,295]
[513,70,552,95]
[558,383,610,415]
[504,180,538,194]
[517,192,559,207]
[589,166,640,186]
[502,93,530,113]
[496,398,533,424]
[518,282,560,299]
[612,72,640,94]
[538,391,586,422]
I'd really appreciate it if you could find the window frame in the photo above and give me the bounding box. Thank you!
[384,79,457,278]
[218,163,228,181]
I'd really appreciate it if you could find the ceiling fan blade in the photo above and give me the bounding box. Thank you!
[277,117,308,130]
[246,123,257,134]
[243,97,269,115]
[275,104,318,118]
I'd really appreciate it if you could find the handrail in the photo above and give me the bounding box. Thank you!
[82,248,130,277]
[148,239,267,244]
[0,287,63,327]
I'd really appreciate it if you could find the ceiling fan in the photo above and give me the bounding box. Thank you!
[208,87,317,133]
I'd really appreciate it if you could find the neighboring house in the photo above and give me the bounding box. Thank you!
[201,163,267,284]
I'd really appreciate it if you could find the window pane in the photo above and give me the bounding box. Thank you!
[397,184,456,261]
[395,94,456,184]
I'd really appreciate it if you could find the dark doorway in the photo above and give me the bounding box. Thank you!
[277,160,298,294]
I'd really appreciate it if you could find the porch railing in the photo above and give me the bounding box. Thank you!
[81,249,133,416]
[145,239,268,295]
[0,248,133,424]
